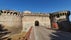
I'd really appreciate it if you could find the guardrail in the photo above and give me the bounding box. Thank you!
[23,26,33,40]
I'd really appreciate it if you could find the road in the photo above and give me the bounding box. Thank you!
[30,26,71,40]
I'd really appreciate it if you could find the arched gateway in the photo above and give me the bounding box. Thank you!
[35,21,39,26]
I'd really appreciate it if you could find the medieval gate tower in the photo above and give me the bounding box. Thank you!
[0,10,71,34]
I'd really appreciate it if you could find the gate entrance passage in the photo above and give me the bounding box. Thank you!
[35,21,39,26]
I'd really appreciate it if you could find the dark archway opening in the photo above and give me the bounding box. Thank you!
[0,24,3,31]
[35,21,39,26]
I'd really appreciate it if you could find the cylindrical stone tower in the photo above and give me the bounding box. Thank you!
[0,10,22,34]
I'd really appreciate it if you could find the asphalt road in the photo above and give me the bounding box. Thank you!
[32,26,71,40]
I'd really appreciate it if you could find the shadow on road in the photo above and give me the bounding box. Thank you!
[49,30,71,40]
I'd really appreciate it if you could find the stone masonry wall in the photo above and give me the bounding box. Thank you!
[22,13,51,32]
[0,10,22,34]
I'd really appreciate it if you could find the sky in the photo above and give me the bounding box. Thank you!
[0,0,71,21]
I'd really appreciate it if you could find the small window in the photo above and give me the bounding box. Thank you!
[57,14,60,18]
[4,11,6,13]
[63,13,65,15]
[10,12,12,14]
[54,15,56,17]
[60,14,62,16]
[13,12,17,15]
[0,10,3,13]
[65,13,67,15]
[7,11,9,13]
[0,13,1,15]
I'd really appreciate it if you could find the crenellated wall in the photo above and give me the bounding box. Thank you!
[49,10,70,29]
[0,10,22,34]
[0,10,70,33]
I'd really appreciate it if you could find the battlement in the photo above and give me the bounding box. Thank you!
[23,11,50,17]
[0,10,21,16]
[50,10,70,17]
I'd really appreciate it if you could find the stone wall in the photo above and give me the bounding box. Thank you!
[22,12,51,32]
[0,10,70,33]
[49,10,70,29]
[0,10,22,34]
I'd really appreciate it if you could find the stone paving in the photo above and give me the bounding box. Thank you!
[30,26,71,40]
